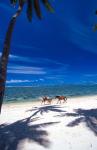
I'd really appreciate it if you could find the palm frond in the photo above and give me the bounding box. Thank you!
[93,24,97,32]
[34,0,42,19]
[95,10,97,15]
[93,10,97,32]
[10,0,18,5]
[19,0,25,7]
[42,0,54,12]
[10,0,54,21]
[10,0,25,7]
[27,0,33,21]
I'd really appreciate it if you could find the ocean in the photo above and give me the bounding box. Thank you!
[4,84,97,103]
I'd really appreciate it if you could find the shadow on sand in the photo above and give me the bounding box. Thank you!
[26,105,66,117]
[55,108,97,136]
[0,113,59,150]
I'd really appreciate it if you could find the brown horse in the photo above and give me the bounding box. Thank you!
[41,96,52,105]
[55,96,67,104]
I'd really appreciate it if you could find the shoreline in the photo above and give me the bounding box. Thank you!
[3,94,97,106]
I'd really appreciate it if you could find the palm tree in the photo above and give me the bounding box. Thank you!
[0,0,54,113]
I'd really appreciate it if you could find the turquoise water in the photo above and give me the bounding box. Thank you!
[4,84,97,103]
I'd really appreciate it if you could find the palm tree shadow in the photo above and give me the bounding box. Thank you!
[26,105,66,117]
[0,115,59,150]
[65,108,97,136]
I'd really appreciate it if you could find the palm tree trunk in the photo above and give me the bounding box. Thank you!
[0,4,24,113]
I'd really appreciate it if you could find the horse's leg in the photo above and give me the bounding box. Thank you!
[49,100,51,105]
[50,100,52,105]
[64,98,67,103]
[43,100,45,105]
[41,100,43,105]
[51,100,52,103]
[63,98,65,103]
[57,99,59,104]
[59,100,61,104]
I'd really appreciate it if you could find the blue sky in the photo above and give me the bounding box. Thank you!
[0,0,97,86]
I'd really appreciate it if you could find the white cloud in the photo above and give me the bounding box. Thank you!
[0,53,69,75]
[9,54,31,62]
[0,53,46,75]
[6,79,33,83]
[39,78,44,81]
[0,52,68,67]
[0,53,30,62]
[7,65,46,75]
[6,79,45,84]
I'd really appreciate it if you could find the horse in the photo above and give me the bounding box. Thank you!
[41,96,52,105]
[55,95,67,104]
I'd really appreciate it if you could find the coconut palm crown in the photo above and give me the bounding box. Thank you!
[10,0,54,21]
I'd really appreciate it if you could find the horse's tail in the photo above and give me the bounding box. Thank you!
[41,97,45,105]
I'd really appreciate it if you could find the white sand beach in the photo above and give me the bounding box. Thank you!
[0,95,97,150]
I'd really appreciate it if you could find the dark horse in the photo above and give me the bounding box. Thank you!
[55,96,67,104]
[41,96,52,105]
